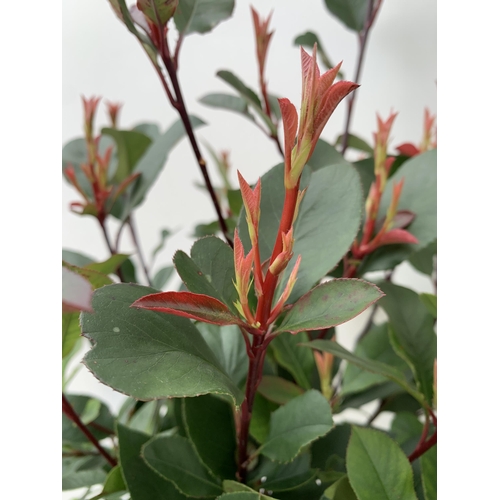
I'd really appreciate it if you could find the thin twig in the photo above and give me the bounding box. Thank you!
[62,394,117,467]
[340,0,383,154]
[128,215,153,286]
[99,219,125,282]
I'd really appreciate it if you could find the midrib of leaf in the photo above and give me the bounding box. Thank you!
[183,0,200,34]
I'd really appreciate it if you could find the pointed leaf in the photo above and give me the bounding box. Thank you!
[132,290,243,326]
[62,249,94,267]
[183,394,237,479]
[409,239,436,276]
[302,340,425,406]
[63,261,114,290]
[62,312,81,359]
[199,93,253,121]
[174,0,234,35]
[294,31,338,71]
[142,434,223,497]
[419,293,437,319]
[84,254,129,276]
[420,446,437,500]
[257,390,333,463]
[324,0,370,32]
[81,284,243,405]
[117,425,187,500]
[346,427,418,500]
[257,376,304,405]
[334,133,373,154]
[322,476,357,500]
[275,279,383,334]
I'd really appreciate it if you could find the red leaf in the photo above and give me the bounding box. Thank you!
[131,291,243,326]
[395,142,420,157]
[376,228,419,246]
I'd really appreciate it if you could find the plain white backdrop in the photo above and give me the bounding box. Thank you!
[61,1,437,498]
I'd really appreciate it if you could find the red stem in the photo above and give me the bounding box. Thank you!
[408,430,437,462]
[62,394,117,467]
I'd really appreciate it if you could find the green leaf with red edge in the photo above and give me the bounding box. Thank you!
[132,291,244,326]
[257,376,304,405]
[274,279,383,334]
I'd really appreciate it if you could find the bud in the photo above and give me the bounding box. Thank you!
[269,229,294,276]
[137,0,178,26]
[106,101,123,128]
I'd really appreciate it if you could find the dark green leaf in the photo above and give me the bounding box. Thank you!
[380,393,422,415]
[81,283,243,405]
[258,376,304,405]
[346,427,418,500]
[275,279,383,334]
[239,163,362,303]
[322,476,357,500]
[227,189,243,216]
[120,257,138,283]
[378,282,437,405]
[217,493,276,499]
[194,220,223,237]
[409,240,436,276]
[270,332,315,390]
[268,94,282,121]
[334,133,373,154]
[152,265,175,289]
[62,456,107,491]
[390,412,423,455]
[420,446,437,500]
[174,0,234,35]
[101,128,152,183]
[197,323,248,387]
[352,157,375,200]
[216,70,276,134]
[174,236,239,313]
[87,466,127,500]
[293,32,338,71]
[311,424,351,472]
[250,393,278,444]
[142,434,223,497]
[342,323,410,395]
[84,254,129,276]
[338,382,405,411]
[183,394,237,479]
[419,293,437,318]
[324,0,370,32]
[302,340,425,406]
[258,390,333,463]
[117,424,187,499]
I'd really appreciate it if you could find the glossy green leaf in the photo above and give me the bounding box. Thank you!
[216,70,276,134]
[322,476,357,500]
[419,293,437,318]
[142,434,223,497]
[275,279,383,334]
[270,332,315,390]
[250,393,278,444]
[81,283,243,405]
[132,290,243,326]
[324,0,370,32]
[409,240,436,276]
[360,150,437,273]
[120,115,205,218]
[420,446,437,500]
[378,282,437,405]
[258,390,333,463]
[342,323,410,395]
[152,265,175,289]
[258,376,304,405]
[101,128,152,183]
[183,394,237,479]
[174,0,234,35]
[302,340,425,406]
[117,424,187,499]
[240,163,362,303]
[174,236,239,313]
[334,133,373,154]
[197,323,248,387]
[62,312,81,359]
[293,31,338,72]
[346,427,418,500]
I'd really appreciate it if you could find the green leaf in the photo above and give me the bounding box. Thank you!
[80,398,102,425]
[420,446,437,500]
[62,312,81,359]
[62,456,107,491]
[293,31,338,72]
[62,249,94,267]
[217,493,275,499]
[81,283,243,405]
[142,434,223,497]
[270,332,315,390]
[183,394,237,479]
[302,340,425,406]
[275,279,383,334]
[250,393,278,444]
[121,115,206,219]
[338,382,404,411]
[152,265,175,289]
[351,157,376,200]
[334,133,373,154]
[151,228,171,264]
[359,150,437,273]
[322,476,357,500]
[257,390,333,463]
[63,261,113,291]
[174,236,239,313]
[346,427,418,500]
[134,122,161,141]
[311,424,352,472]
[117,424,187,499]
[87,466,127,500]
[101,128,152,183]
[174,0,234,35]
[84,254,129,276]
[128,400,159,435]
[342,323,410,395]
[199,93,254,121]
[258,376,304,405]
[216,70,276,134]
[324,0,370,32]
[390,412,423,454]
[197,323,248,387]
[305,138,349,170]
[239,163,362,303]
[409,240,436,276]
[378,282,437,405]
[419,293,437,319]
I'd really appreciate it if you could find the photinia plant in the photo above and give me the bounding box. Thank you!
[62,1,437,499]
